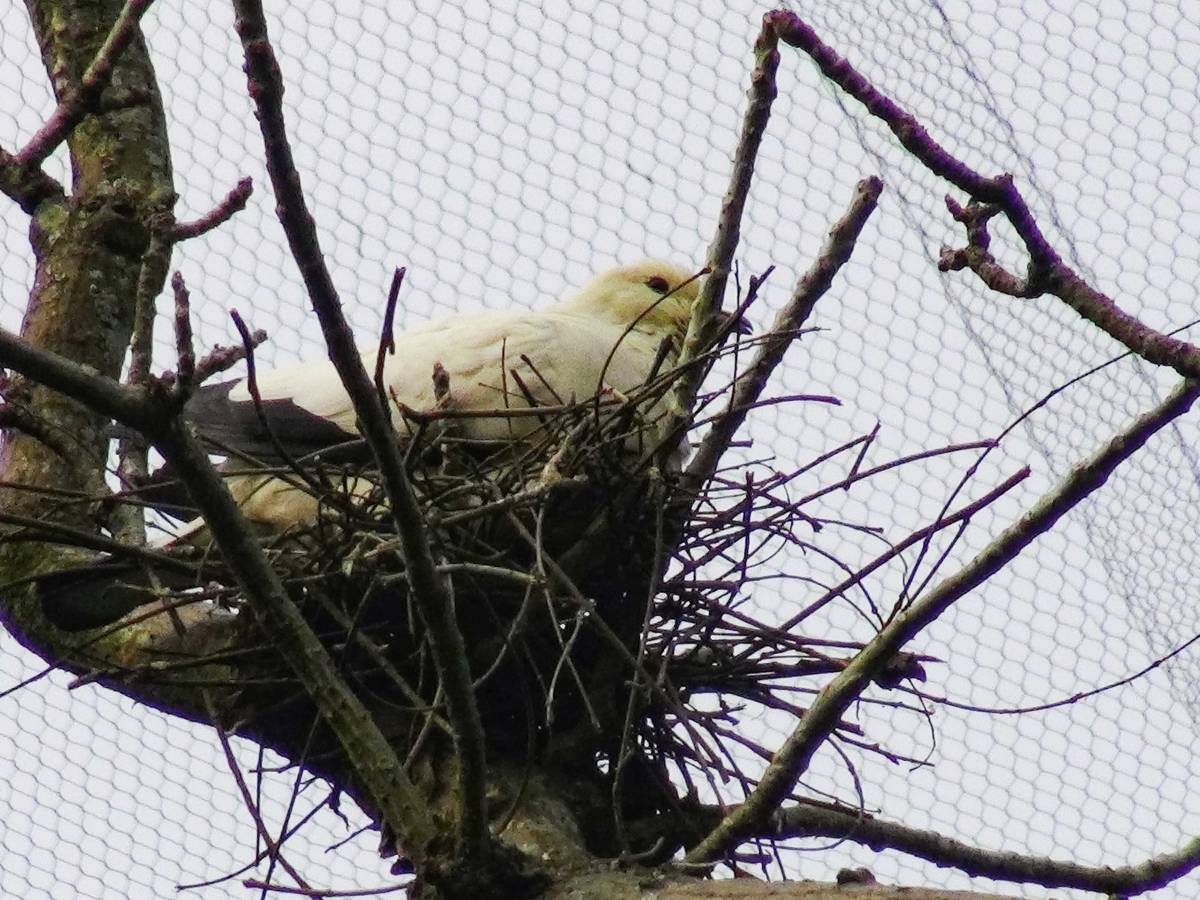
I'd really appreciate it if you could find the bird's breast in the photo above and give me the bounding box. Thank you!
[377,312,673,442]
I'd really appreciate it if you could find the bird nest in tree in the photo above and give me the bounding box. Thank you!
[71,322,931,864]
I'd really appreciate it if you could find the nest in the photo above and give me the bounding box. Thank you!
[52,328,931,862]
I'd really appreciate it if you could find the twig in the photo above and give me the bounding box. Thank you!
[229,308,327,499]
[911,626,1200,718]
[685,377,1200,864]
[210,703,319,897]
[773,465,1029,633]
[678,175,883,508]
[172,272,197,392]
[192,332,268,388]
[769,9,1200,382]
[231,0,489,863]
[750,801,1200,895]
[114,225,173,543]
[657,18,782,460]
[172,177,254,241]
[0,328,156,432]
[15,0,159,169]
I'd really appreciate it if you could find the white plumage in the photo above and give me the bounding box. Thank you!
[39,260,747,630]
[179,259,721,532]
[227,259,702,443]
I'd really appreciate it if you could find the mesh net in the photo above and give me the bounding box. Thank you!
[2,0,1199,897]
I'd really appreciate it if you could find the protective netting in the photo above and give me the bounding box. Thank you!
[2,0,1199,897]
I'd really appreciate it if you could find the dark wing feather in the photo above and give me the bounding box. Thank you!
[185,379,363,462]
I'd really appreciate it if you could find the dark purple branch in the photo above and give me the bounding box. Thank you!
[157,273,266,394]
[229,308,325,498]
[191,332,267,389]
[769,9,1200,382]
[764,11,1058,272]
[374,267,405,423]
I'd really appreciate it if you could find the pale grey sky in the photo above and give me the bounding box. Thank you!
[2,1,1199,897]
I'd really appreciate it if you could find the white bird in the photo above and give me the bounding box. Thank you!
[183,258,726,528]
[40,260,747,630]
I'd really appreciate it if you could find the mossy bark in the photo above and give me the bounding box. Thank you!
[1,0,181,688]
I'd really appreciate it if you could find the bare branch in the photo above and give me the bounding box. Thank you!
[113,225,173,543]
[769,9,1200,382]
[375,267,405,423]
[172,177,254,242]
[231,0,490,864]
[171,272,197,391]
[0,328,438,867]
[0,146,64,214]
[685,377,1200,864]
[753,801,1200,895]
[656,15,782,460]
[0,509,199,575]
[679,175,883,504]
[937,198,1035,297]
[774,466,1027,632]
[16,0,159,169]
[0,328,157,431]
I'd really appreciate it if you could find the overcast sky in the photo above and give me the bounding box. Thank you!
[2,1,1200,897]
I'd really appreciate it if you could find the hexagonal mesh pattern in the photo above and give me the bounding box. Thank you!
[2,1,1199,897]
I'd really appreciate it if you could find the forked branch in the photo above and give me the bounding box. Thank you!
[767,9,1200,381]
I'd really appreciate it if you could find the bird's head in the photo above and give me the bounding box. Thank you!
[558,260,703,337]
[558,259,751,341]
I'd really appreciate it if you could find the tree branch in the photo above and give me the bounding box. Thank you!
[752,801,1200,895]
[0,328,439,869]
[678,175,883,504]
[15,0,159,169]
[230,0,490,865]
[768,9,1200,382]
[172,177,254,242]
[0,328,155,430]
[656,14,782,460]
[685,377,1200,864]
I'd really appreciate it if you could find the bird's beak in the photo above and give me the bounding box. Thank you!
[716,309,753,337]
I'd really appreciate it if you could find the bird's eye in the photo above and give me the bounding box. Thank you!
[645,275,671,294]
